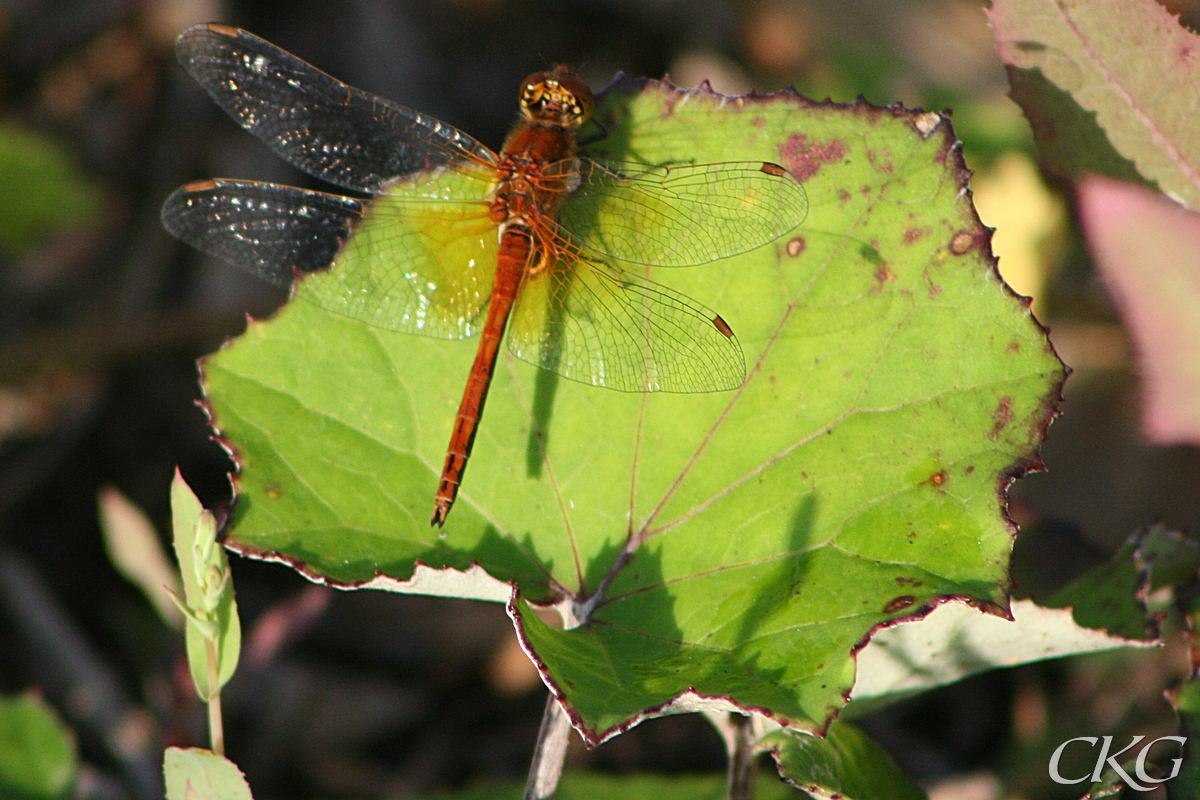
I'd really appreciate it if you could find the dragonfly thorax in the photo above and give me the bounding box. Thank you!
[518,66,593,128]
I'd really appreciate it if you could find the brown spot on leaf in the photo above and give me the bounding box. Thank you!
[779,133,847,181]
[924,470,948,488]
[895,576,922,586]
[924,272,942,299]
[871,265,895,291]
[904,227,932,245]
[1007,340,1021,352]
[866,147,894,173]
[949,230,977,255]
[786,236,806,257]
[883,596,916,613]
[987,397,1014,441]
[838,188,851,203]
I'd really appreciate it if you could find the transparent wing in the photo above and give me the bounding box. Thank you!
[506,254,745,393]
[161,177,497,339]
[559,160,808,267]
[161,179,363,285]
[175,24,497,194]
[313,173,498,338]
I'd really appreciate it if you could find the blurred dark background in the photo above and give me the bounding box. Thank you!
[2,1,1199,798]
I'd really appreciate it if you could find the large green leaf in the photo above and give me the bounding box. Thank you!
[205,78,1062,740]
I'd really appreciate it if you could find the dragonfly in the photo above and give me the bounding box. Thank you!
[162,24,808,527]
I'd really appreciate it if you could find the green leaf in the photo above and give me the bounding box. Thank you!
[0,123,100,256]
[163,747,253,800]
[171,470,241,700]
[1041,522,1200,639]
[419,771,802,799]
[1167,679,1200,797]
[988,0,1200,209]
[205,79,1062,739]
[1139,525,1200,594]
[845,599,1154,717]
[764,721,925,800]
[0,692,77,800]
[1044,532,1155,642]
[1003,65,1145,186]
[1080,770,1127,799]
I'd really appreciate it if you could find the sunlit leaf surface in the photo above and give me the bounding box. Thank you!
[204,79,1062,741]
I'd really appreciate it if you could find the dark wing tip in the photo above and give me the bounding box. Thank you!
[712,315,735,339]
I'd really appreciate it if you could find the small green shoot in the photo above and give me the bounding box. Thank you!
[169,470,241,755]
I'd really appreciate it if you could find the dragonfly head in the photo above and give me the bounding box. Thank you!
[519,66,593,128]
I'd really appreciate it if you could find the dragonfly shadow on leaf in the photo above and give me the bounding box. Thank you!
[522,265,572,480]
[726,492,820,651]
[523,90,638,480]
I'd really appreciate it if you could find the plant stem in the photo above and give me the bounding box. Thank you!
[726,712,756,800]
[205,638,225,755]
[523,692,572,800]
[207,694,225,756]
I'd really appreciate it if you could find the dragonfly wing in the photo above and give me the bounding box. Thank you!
[175,24,497,194]
[161,178,496,339]
[311,175,497,338]
[507,256,745,393]
[559,160,808,267]
[161,179,363,287]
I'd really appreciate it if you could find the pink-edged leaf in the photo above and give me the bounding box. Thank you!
[1079,176,1200,445]
[988,0,1200,207]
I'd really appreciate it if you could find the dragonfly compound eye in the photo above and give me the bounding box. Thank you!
[519,68,593,126]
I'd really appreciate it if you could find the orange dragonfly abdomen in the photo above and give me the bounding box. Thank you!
[431,225,528,526]
[431,67,590,526]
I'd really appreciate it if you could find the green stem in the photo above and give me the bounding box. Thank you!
[205,637,225,755]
